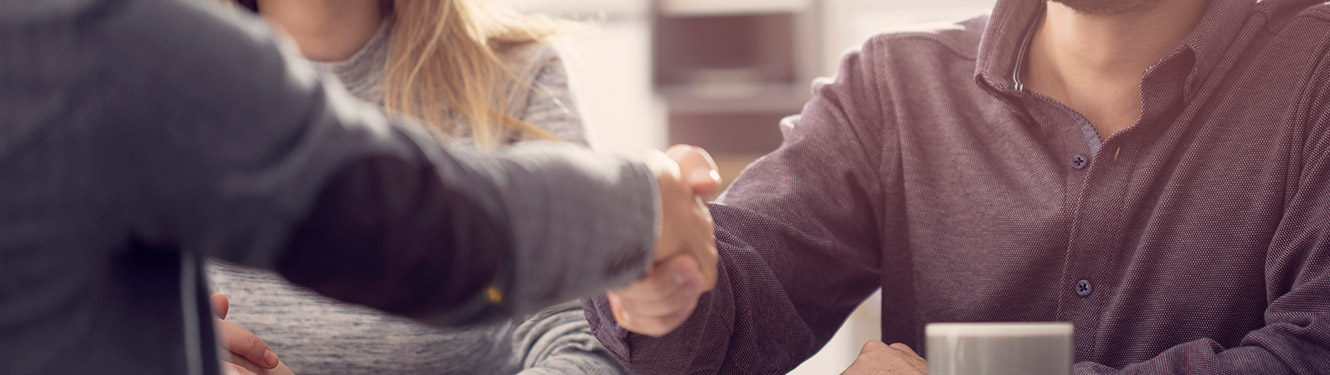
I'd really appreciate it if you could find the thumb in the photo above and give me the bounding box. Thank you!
[665,145,722,197]
[210,293,229,319]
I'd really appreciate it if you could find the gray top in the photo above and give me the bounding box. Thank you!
[0,1,657,374]
[208,17,622,375]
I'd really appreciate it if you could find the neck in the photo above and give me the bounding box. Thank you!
[1023,0,1209,139]
[255,0,383,62]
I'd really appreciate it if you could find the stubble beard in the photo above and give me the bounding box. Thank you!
[1048,0,1168,15]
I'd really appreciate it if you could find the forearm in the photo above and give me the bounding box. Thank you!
[1072,332,1327,374]
[1068,265,1330,374]
[276,136,658,326]
[120,0,659,323]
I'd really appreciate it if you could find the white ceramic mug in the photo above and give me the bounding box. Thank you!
[926,322,1073,375]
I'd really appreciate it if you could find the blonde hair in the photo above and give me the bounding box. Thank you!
[386,0,561,147]
[231,0,563,147]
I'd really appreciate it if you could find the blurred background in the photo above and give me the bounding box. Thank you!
[501,0,996,373]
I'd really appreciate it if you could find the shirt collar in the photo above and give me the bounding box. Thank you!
[973,0,1044,95]
[973,0,1257,99]
[1172,0,1255,99]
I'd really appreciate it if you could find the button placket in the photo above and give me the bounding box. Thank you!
[1059,134,1139,360]
[1071,154,1089,170]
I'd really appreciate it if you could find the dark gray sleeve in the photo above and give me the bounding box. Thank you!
[115,0,657,325]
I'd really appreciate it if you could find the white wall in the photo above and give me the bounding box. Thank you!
[503,0,666,154]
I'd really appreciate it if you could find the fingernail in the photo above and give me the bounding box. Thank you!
[690,169,717,182]
[263,349,279,367]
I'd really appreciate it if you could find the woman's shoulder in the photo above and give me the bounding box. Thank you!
[496,42,569,104]
[497,41,565,80]
[493,42,588,145]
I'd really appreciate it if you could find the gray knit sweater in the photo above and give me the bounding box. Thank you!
[207,18,619,375]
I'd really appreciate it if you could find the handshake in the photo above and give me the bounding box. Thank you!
[214,145,723,375]
[621,145,724,337]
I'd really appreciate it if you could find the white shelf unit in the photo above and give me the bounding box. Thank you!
[651,0,826,153]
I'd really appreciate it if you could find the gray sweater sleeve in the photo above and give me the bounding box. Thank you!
[512,302,625,375]
[116,0,656,324]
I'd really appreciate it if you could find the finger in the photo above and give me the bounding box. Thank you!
[609,257,700,300]
[216,318,279,369]
[888,343,928,373]
[617,298,697,338]
[210,293,230,319]
[635,149,682,181]
[608,260,704,337]
[687,249,718,294]
[609,272,701,317]
[681,194,719,292]
[223,362,256,375]
[689,229,719,293]
[860,340,890,354]
[889,343,919,356]
[665,145,722,196]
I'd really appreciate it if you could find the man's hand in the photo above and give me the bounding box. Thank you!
[609,145,722,337]
[842,341,928,375]
[211,294,293,375]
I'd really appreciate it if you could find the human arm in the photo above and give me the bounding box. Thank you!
[583,46,893,373]
[113,1,704,326]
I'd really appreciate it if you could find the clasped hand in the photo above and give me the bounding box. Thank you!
[608,145,723,337]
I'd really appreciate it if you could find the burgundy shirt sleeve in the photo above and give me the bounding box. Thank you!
[1072,52,1330,375]
[585,46,891,374]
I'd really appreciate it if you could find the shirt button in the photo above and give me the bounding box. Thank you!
[1076,280,1093,297]
[1071,154,1089,170]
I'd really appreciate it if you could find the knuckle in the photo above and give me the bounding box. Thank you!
[861,340,886,352]
[241,330,265,353]
[620,278,671,299]
[640,279,678,298]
